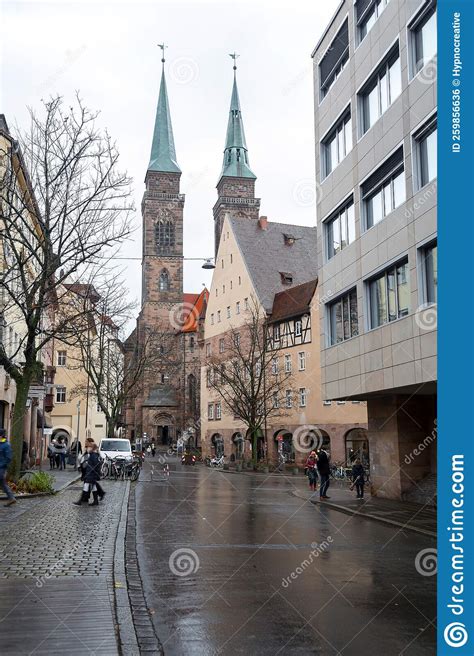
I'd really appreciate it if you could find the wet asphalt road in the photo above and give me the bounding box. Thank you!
[134,458,436,656]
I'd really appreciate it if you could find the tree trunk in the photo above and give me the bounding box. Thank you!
[107,419,115,440]
[251,429,258,466]
[8,373,33,481]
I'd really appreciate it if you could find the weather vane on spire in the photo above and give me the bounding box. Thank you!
[229,52,240,72]
[158,43,168,66]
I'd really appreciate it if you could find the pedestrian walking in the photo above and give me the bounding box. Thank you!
[83,438,105,500]
[146,445,152,457]
[47,441,56,469]
[151,442,156,457]
[57,439,67,470]
[0,429,16,507]
[305,451,318,492]
[73,443,102,506]
[317,448,331,499]
[350,458,365,499]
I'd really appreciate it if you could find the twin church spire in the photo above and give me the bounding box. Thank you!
[147,49,255,182]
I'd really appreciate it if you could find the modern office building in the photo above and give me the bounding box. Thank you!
[313,0,437,500]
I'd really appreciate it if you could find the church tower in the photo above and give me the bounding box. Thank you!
[213,56,260,256]
[142,54,184,307]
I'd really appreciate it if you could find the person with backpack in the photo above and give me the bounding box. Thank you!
[0,429,16,507]
[73,442,102,506]
[317,448,331,500]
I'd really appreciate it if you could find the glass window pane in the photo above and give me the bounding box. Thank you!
[393,171,405,208]
[387,268,397,321]
[327,221,334,259]
[370,275,387,328]
[329,136,337,173]
[367,190,383,228]
[383,182,392,216]
[332,216,341,254]
[389,57,402,103]
[337,127,344,161]
[367,85,379,129]
[426,128,437,183]
[350,291,358,337]
[397,262,409,317]
[421,11,437,67]
[347,204,356,244]
[340,209,348,249]
[343,295,350,340]
[345,117,352,153]
[380,71,388,114]
[425,244,437,304]
[330,301,343,344]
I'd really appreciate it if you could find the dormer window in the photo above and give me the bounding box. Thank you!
[280,272,293,285]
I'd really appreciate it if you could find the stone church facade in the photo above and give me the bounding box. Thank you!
[123,63,207,447]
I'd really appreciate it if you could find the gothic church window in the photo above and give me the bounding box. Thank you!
[159,269,170,292]
[155,218,175,253]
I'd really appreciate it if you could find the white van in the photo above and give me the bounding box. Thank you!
[99,438,132,460]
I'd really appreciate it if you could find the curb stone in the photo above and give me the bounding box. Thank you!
[113,480,141,655]
[292,489,436,538]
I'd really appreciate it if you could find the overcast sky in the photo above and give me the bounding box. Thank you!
[1,0,338,305]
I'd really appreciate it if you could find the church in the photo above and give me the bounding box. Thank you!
[123,53,261,448]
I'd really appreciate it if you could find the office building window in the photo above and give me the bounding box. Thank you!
[273,325,280,342]
[272,392,279,409]
[328,289,359,345]
[322,110,352,178]
[227,306,231,318]
[284,354,292,373]
[326,200,356,259]
[285,390,293,408]
[414,117,437,189]
[215,403,222,420]
[356,0,391,43]
[360,45,401,134]
[208,403,214,420]
[244,297,249,309]
[362,147,405,229]
[298,351,306,371]
[421,242,437,304]
[369,259,409,328]
[410,3,437,76]
[236,301,240,315]
[299,388,307,407]
[271,357,278,375]
[56,386,66,403]
[217,311,221,323]
[219,338,225,353]
[295,319,302,337]
[57,350,67,366]
[320,19,349,99]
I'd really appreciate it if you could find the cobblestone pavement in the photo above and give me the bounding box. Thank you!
[0,482,129,655]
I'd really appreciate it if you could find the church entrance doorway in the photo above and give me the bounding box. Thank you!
[157,425,170,446]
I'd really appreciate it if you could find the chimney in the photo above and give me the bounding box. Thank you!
[258,216,268,230]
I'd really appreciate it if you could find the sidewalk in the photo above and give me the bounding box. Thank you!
[293,486,436,538]
[0,479,131,655]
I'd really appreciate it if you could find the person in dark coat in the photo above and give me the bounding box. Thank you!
[305,451,318,492]
[84,438,105,500]
[73,443,102,506]
[47,442,56,469]
[351,458,365,499]
[0,429,16,506]
[317,449,331,499]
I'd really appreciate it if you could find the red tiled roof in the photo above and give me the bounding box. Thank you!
[182,289,209,333]
[268,279,318,323]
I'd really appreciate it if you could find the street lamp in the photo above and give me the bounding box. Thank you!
[202,259,215,270]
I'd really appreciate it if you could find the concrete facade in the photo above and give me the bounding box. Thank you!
[313,0,437,499]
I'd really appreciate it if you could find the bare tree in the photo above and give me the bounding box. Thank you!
[0,96,134,478]
[206,298,294,464]
[67,275,182,440]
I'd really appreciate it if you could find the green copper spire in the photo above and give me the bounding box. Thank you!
[148,45,181,174]
[219,54,256,181]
